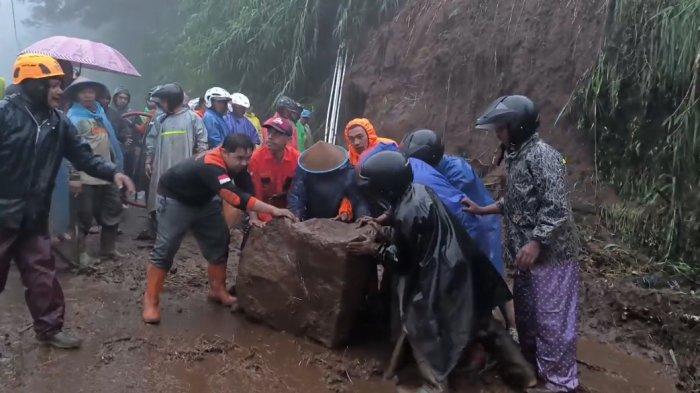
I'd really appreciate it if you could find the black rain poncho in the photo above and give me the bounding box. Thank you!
[386,183,511,381]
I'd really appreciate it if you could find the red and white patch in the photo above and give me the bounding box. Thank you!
[218,175,231,185]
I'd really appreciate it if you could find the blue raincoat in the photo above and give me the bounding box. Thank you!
[225,113,261,145]
[49,160,71,235]
[405,158,503,275]
[436,155,503,274]
[67,103,124,170]
[204,108,232,148]
[358,145,504,274]
[50,103,123,236]
[288,146,370,221]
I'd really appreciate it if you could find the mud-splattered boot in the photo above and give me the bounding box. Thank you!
[99,226,126,260]
[142,264,167,324]
[477,316,537,389]
[136,213,157,241]
[38,331,83,349]
[207,263,237,307]
[77,232,97,269]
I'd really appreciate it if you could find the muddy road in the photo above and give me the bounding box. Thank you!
[0,208,681,392]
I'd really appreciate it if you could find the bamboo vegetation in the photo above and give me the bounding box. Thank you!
[574,0,699,276]
[163,0,401,111]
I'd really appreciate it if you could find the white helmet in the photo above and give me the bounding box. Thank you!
[204,87,231,108]
[187,98,199,111]
[229,92,250,109]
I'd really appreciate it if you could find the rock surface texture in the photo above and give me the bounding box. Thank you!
[237,218,376,348]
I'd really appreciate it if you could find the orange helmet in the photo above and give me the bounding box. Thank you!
[12,53,65,84]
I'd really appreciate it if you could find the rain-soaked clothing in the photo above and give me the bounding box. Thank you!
[295,120,311,151]
[150,195,230,271]
[157,147,257,210]
[502,134,579,265]
[0,231,65,338]
[343,118,396,166]
[502,134,579,391]
[153,147,256,269]
[145,107,208,212]
[245,112,264,145]
[287,143,370,221]
[49,162,71,236]
[68,103,124,237]
[0,93,117,231]
[225,113,261,145]
[68,103,124,171]
[0,92,117,338]
[203,108,230,148]
[248,145,299,222]
[436,155,504,275]
[381,183,511,382]
[408,158,504,275]
[339,118,397,219]
[515,260,579,392]
[111,91,142,187]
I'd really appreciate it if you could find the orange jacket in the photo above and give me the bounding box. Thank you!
[339,118,396,218]
[248,145,300,221]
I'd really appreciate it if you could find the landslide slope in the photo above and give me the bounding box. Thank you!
[346,0,611,201]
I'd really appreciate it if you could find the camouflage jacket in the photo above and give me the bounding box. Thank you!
[501,134,579,265]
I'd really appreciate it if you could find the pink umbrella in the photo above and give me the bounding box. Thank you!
[20,36,141,77]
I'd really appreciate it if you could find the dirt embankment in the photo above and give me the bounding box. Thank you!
[345,0,699,389]
[345,0,612,204]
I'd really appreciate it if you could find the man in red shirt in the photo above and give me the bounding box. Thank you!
[248,116,300,225]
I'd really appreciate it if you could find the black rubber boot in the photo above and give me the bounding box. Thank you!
[99,226,124,260]
[136,213,157,241]
[38,331,83,349]
[77,231,97,268]
[476,316,537,389]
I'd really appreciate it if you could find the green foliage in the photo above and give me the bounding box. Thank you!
[574,0,699,275]
[164,0,401,112]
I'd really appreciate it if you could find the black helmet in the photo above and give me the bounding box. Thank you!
[475,95,539,145]
[359,151,413,206]
[151,83,184,112]
[277,95,301,113]
[399,129,445,167]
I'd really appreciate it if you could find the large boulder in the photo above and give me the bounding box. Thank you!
[237,218,376,348]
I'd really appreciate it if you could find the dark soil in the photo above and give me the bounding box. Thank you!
[342,0,699,389]
[0,206,689,392]
[344,0,618,208]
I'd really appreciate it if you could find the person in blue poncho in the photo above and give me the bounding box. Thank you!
[360,135,504,276]
[64,77,125,267]
[225,92,260,145]
[399,129,518,339]
[202,87,232,148]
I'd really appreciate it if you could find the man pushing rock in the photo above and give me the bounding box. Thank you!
[142,133,296,324]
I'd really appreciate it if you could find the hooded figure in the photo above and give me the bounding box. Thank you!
[336,118,397,220]
[354,151,518,387]
[343,118,397,166]
[66,78,124,170]
[400,129,505,276]
[112,87,131,113]
[287,142,370,220]
[64,77,126,266]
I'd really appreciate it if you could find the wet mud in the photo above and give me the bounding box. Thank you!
[0,208,683,392]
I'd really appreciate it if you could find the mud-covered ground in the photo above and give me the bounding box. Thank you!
[0,207,691,392]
